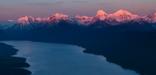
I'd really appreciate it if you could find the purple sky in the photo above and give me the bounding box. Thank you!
[0,0,156,21]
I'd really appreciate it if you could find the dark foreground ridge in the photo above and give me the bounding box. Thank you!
[0,21,156,75]
[0,43,31,75]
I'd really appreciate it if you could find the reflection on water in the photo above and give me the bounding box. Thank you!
[4,41,139,75]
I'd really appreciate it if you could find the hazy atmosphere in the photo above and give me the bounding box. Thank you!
[0,0,156,21]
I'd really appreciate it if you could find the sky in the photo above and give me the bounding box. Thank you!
[0,0,156,21]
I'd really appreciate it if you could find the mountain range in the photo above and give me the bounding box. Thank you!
[0,9,156,75]
[15,9,156,26]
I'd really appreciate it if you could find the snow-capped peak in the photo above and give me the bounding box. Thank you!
[95,9,108,20]
[113,9,133,16]
[15,10,156,26]
[108,9,139,22]
[75,15,94,25]
[152,12,156,23]
[144,12,156,23]
[17,16,35,25]
[35,17,49,23]
[48,13,69,23]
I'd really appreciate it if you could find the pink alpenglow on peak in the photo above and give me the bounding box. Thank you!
[152,12,156,23]
[95,9,108,20]
[35,17,49,22]
[16,10,156,25]
[17,13,69,25]
[17,16,35,25]
[75,15,94,25]
[108,9,139,22]
[144,12,156,23]
[35,17,43,22]
[48,13,69,23]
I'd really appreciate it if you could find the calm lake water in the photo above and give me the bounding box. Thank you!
[4,41,139,75]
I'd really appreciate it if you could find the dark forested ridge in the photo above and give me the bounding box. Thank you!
[0,21,156,75]
[0,43,31,75]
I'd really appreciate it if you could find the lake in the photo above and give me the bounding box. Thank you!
[3,41,139,75]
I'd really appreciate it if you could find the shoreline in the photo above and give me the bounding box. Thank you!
[0,42,31,75]
[1,31,156,75]
[1,40,144,75]
[3,41,140,75]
